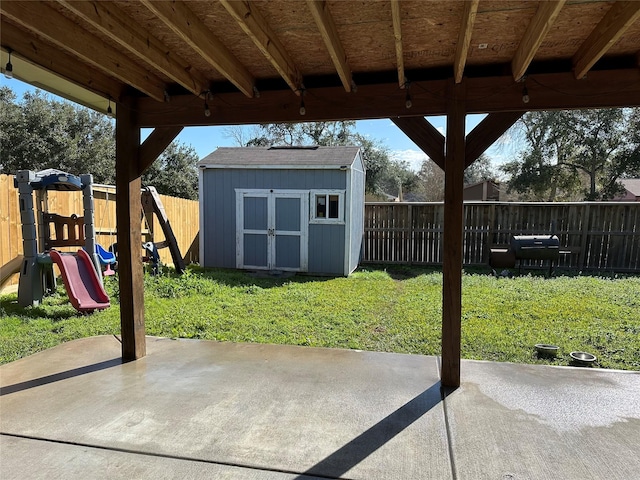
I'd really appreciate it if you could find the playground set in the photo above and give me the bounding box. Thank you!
[14,169,112,313]
[5,169,185,313]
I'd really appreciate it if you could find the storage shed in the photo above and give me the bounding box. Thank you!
[198,146,365,276]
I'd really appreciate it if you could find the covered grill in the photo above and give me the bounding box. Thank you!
[510,235,560,261]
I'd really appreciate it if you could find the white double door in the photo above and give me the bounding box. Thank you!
[236,189,308,271]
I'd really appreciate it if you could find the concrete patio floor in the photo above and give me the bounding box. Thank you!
[1,336,639,479]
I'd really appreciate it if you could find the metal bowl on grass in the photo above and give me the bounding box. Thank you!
[570,351,597,367]
[535,344,559,357]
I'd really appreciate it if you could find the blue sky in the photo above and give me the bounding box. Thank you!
[2,77,513,172]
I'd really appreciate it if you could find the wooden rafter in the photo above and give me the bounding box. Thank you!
[454,0,479,84]
[511,1,566,82]
[390,0,405,89]
[465,112,523,167]
[306,0,353,92]
[58,1,209,97]
[141,0,255,98]
[573,1,640,79]
[1,1,167,101]
[220,0,303,95]
[0,20,122,103]
[138,126,184,177]
[391,117,445,169]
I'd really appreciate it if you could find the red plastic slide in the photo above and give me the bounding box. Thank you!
[50,249,110,313]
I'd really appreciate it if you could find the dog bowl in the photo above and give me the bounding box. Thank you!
[570,351,597,366]
[535,344,559,357]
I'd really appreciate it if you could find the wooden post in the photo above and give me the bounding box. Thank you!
[441,80,466,388]
[115,98,146,361]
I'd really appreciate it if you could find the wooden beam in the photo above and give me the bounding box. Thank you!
[441,80,466,388]
[454,0,479,84]
[573,1,640,79]
[391,117,445,169]
[511,1,566,81]
[58,0,209,97]
[115,98,146,361]
[1,1,167,102]
[135,68,640,127]
[138,126,184,177]
[142,0,255,98]
[0,20,122,102]
[220,0,303,94]
[390,0,406,88]
[465,112,523,167]
[306,0,353,92]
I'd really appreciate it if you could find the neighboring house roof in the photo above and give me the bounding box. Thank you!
[620,179,640,197]
[198,146,362,170]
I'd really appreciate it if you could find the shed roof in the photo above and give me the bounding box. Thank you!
[620,179,640,196]
[198,146,361,169]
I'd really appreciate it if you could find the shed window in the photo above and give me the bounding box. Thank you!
[310,190,345,224]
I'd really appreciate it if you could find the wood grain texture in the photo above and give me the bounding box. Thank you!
[391,117,445,169]
[465,112,523,167]
[441,80,466,388]
[138,126,183,176]
[115,98,146,361]
[454,0,479,84]
[220,0,303,94]
[58,0,209,96]
[511,0,566,81]
[142,0,255,97]
[572,1,640,79]
[306,0,353,92]
[1,1,166,101]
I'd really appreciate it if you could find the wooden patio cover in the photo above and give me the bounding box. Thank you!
[2,1,640,387]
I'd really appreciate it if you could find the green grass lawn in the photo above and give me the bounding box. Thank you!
[1,265,638,370]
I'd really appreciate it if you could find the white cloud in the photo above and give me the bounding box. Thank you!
[391,149,429,172]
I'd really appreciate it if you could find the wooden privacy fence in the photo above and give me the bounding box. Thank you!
[0,174,199,288]
[363,202,640,272]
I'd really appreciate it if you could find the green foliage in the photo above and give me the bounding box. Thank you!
[502,108,640,201]
[141,142,199,200]
[1,267,638,371]
[0,86,199,199]
[0,87,116,182]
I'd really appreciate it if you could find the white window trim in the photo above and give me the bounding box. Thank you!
[309,190,345,224]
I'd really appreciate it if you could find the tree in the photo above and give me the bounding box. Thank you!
[502,108,640,201]
[0,87,115,182]
[0,87,200,199]
[464,154,496,185]
[227,122,417,195]
[141,142,199,200]
[414,158,445,201]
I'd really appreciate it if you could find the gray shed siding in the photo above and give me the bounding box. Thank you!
[201,168,347,273]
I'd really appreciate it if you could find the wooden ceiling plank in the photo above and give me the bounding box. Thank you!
[138,126,184,177]
[1,1,167,102]
[572,1,640,79]
[142,0,255,98]
[390,0,406,89]
[511,1,566,82]
[465,112,523,167]
[391,117,445,169]
[134,69,640,127]
[58,1,209,97]
[454,0,479,84]
[0,20,122,102]
[306,0,353,92]
[219,0,303,94]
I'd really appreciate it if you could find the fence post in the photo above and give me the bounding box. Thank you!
[408,204,413,266]
[578,203,590,270]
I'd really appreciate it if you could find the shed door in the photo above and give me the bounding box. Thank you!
[236,190,308,272]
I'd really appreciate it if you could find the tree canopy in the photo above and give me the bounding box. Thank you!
[0,86,199,199]
[502,108,640,201]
